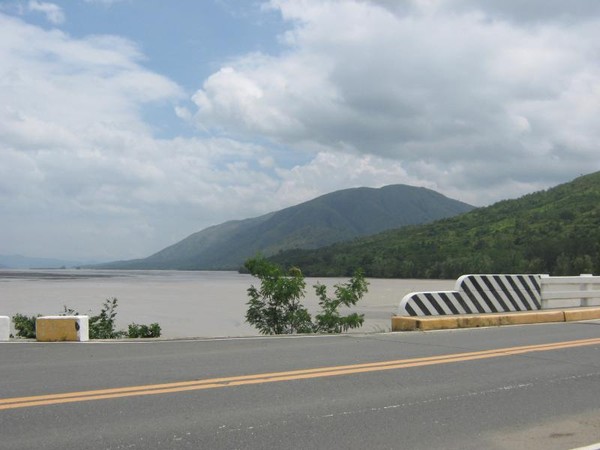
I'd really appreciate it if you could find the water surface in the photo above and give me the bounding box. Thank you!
[0,270,454,338]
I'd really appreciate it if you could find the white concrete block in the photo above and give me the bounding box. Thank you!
[36,315,89,342]
[0,316,9,341]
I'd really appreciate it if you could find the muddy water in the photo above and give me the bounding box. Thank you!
[0,270,454,338]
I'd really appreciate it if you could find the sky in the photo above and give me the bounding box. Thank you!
[1,0,599,261]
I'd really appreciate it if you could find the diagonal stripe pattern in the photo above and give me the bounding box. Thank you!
[399,274,542,316]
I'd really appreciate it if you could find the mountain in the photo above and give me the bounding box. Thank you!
[97,184,474,270]
[270,171,600,278]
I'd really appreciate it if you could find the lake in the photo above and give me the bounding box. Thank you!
[0,270,455,338]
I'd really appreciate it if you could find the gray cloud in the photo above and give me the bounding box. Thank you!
[441,0,600,24]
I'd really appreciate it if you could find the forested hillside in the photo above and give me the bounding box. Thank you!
[270,172,600,278]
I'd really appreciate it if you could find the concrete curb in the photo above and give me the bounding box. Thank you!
[391,307,600,332]
[563,307,600,322]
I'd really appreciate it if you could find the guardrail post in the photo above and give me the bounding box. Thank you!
[0,316,9,341]
[540,274,550,309]
[580,274,593,307]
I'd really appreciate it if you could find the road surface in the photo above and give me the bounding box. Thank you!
[1,321,600,449]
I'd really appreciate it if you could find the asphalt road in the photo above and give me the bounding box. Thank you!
[1,321,600,450]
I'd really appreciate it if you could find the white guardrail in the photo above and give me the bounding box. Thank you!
[540,274,600,309]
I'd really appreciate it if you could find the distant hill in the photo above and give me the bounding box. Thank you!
[0,254,89,269]
[270,172,600,278]
[96,184,474,270]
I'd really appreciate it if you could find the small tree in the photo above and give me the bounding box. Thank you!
[313,269,368,333]
[244,257,369,335]
[245,257,313,334]
[88,297,124,339]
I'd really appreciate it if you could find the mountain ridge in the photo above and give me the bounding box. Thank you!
[95,184,474,270]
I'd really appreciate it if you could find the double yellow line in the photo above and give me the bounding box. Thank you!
[2,337,600,411]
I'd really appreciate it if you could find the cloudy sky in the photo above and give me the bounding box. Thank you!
[1,0,599,261]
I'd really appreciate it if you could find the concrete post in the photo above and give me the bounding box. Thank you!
[0,316,9,341]
[580,274,593,307]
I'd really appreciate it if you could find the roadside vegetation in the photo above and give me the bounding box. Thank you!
[12,313,39,339]
[245,256,368,335]
[11,297,161,339]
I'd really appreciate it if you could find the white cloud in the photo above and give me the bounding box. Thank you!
[0,14,188,258]
[192,0,600,204]
[1,11,356,259]
[28,1,65,24]
[2,2,600,261]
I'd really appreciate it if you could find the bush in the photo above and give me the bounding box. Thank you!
[88,297,126,339]
[245,257,312,335]
[87,298,161,339]
[245,256,368,335]
[313,269,368,333]
[128,322,162,338]
[12,313,38,339]
[12,298,162,340]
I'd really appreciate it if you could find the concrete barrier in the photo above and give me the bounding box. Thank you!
[36,316,89,342]
[398,274,600,318]
[394,273,600,332]
[0,316,9,341]
[398,274,541,316]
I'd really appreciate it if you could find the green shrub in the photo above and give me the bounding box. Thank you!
[128,322,162,338]
[12,313,38,339]
[245,257,312,335]
[313,269,368,333]
[88,297,127,339]
[245,256,368,335]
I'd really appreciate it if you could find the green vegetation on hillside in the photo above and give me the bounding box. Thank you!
[270,172,600,278]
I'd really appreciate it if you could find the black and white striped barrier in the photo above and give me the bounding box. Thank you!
[398,274,542,316]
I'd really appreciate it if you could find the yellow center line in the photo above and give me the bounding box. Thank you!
[1,337,599,411]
